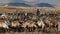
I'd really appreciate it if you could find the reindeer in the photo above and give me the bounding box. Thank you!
[26,20,37,32]
[58,19,60,32]
[43,16,58,32]
[50,18,58,32]
[0,20,9,32]
[36,18,46,32]
[1,13,8,19]
[8,20,20,32]
[21,20,37,32]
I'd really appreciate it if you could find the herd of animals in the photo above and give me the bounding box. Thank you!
[0,9,59,33]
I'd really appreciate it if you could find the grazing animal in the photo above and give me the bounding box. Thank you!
[21,20,37,32]
[43,17,58,32]
[36,19,45,32]
[8,20,20,32]
[1,13,8,19]
[0,20,9,32]
[27,20,36,32]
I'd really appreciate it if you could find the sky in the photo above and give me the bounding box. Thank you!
[0,0,60,7]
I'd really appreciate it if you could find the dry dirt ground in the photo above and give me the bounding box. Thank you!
[0,31,59,34]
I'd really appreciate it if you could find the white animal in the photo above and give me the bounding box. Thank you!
[0,21,9,29]
[37,19,45,29]
[1,13,8,19]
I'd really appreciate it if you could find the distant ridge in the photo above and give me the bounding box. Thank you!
[7,3,31,7]
[37,3,54,8]
[0,3,31,7]
[0,3,55,8]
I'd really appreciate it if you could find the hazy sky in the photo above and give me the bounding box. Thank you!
[0,0,59,3]
[0,0,60,7]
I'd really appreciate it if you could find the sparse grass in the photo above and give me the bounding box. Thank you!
[0,7,60,13]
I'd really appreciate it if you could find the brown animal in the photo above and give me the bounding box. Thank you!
[8,20,20,32]
[21,20,36,32]
[0,20,9,32]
